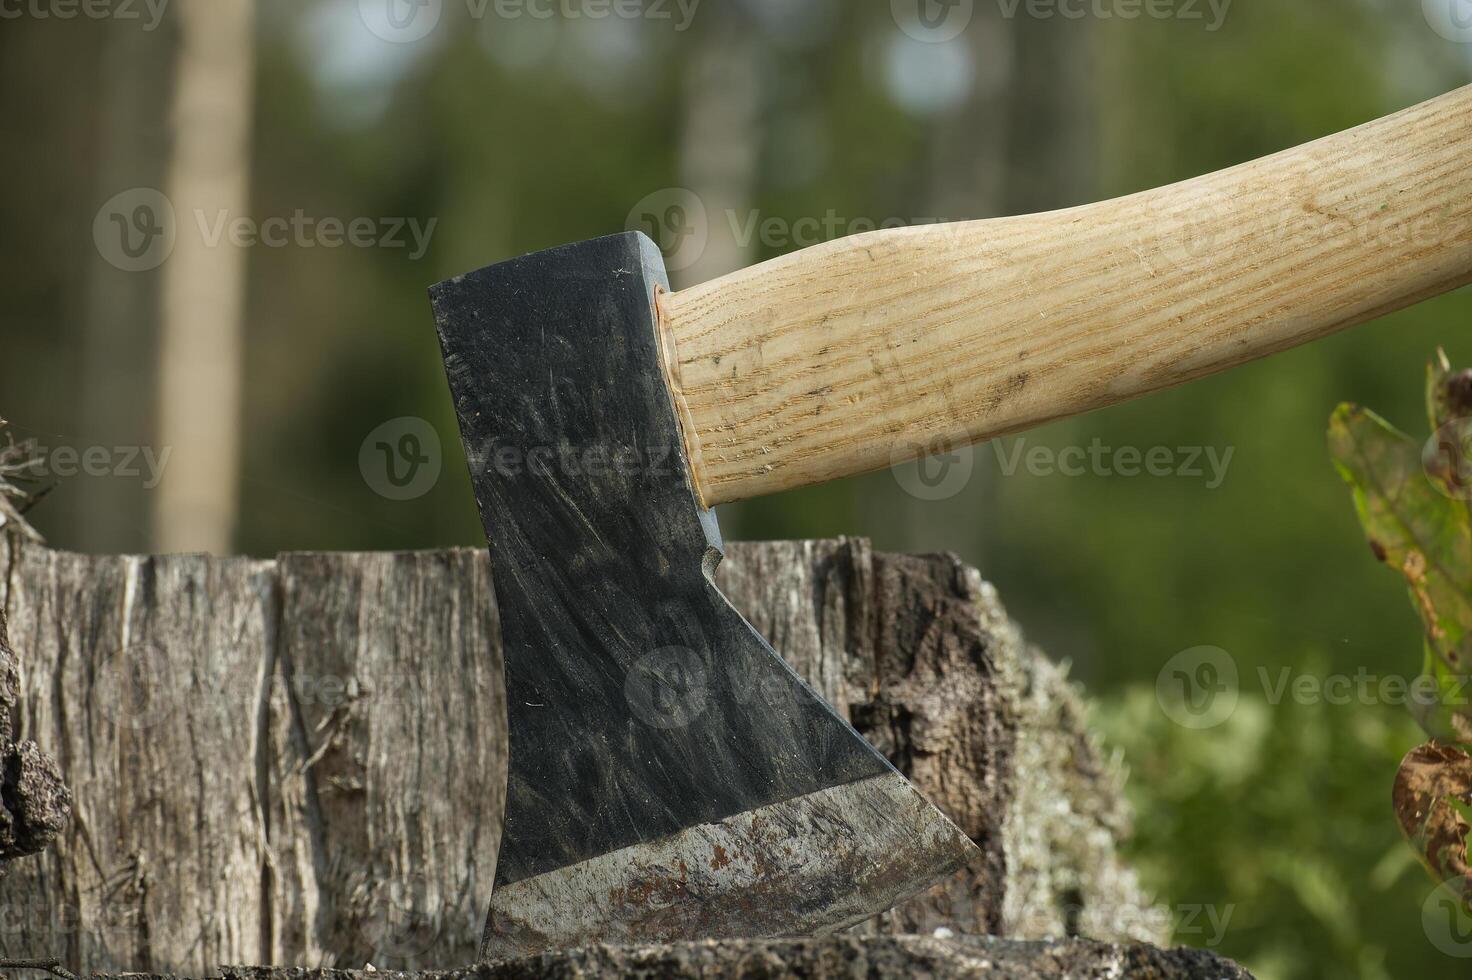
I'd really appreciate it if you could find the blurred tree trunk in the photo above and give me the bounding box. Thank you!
[671,3,761,289]
[869,15,1097,562]
[1003,18,1096,214]
[78,21,175,553]
[153,0,256,554]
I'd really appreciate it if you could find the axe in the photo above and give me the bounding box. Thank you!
[429,86,1472,957]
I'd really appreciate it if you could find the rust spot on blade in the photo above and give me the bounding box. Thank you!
[710,845,731,870]
[608,860,692,910]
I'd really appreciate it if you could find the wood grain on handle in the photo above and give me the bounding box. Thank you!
[658,85,1472,508]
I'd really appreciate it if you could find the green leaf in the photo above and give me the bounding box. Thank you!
[1328,353,1472,742]
[1333,354,1472,919]
[1393,740,1472,912]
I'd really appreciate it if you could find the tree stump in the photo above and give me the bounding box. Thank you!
[0,536,1169,975]
[221,935,1252,980]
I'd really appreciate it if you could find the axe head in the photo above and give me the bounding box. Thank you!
[430,232,977,958]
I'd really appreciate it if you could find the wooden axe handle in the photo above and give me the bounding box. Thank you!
[658,85,1472,508]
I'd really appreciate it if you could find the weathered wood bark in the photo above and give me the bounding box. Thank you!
[0,536,1161,975]
[0,611,70,874]
[216,935,1252,980]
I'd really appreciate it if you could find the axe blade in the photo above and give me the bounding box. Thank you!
[430,231,977,958]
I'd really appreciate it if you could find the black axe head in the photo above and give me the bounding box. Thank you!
[430,231,977,958]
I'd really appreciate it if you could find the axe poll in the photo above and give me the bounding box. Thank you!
[429,85,1472,957]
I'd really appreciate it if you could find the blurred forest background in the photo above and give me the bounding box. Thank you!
[2,1,1470,977]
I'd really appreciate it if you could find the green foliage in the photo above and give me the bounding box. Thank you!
[1328,353,1472,744]
[1097,681,1431,980]
[1328,352,1472,925]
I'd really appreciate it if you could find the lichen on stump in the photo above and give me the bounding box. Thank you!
[212,936,1252,980]
[0,608,71,873]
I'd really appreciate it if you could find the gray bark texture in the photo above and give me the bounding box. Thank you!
[216,935,1251,979]
[0,611,71,873]
[0,536,1171,975]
